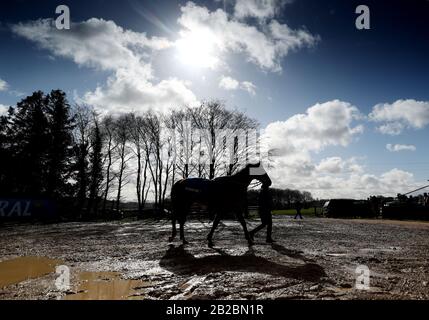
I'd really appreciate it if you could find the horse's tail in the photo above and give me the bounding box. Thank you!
[169,180,183,241]
[171,179,188,217]
[171,179,184,210]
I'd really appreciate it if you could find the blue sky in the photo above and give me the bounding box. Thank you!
[1,0,428,199]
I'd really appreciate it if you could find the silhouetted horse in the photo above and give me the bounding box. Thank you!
[169,163,272,247]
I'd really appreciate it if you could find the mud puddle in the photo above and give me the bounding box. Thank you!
[0,256,150,300]
[0,256,62,288]
[65,271,150,300]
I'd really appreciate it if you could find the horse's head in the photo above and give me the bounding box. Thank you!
[246,162,272,187]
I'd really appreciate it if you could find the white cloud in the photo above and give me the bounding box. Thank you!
[386,143,416,152]
[84,72,198,114]
[266,157,421,199]
[241,81,257,95]
[177,2,318,72]
[316,157,345,174]
[234,0,289,20]
[261,100,364,197]
[315,157,365,175]
[12,18,170,75]
[369,99,429,135]
[219,76,239,90]
[379,168,414,186]
[0,78,8,91]
[377,122,404,135]
[260,100,424,198]
[0,104,9,116]
[218,76,257,95]
[12,18,198,113]
[262,100,363,156]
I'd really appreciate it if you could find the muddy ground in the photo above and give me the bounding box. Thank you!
[0,216,428,300]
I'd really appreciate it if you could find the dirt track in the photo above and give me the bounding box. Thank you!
[0,216,428,300]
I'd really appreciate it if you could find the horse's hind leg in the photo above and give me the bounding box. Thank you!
[179,219,188,245]
[169,185,178,242]
[207,214,221,248]
[169,216,177,242]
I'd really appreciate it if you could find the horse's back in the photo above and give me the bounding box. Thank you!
[171,176,246,213]
[172,178,211,201]
[212,176,246,196]
[184,178,211,191]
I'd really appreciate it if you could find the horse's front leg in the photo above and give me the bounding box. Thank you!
[207,213,221,248]
[249,223,266,241]
[237,212,254,246]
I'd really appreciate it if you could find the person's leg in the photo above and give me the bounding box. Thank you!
[266,214,273,243]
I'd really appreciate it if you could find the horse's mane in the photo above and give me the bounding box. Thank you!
[232,164,250,177]
[231,163,263,181]
[232,163,260,176]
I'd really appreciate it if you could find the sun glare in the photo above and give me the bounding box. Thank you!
[176,28,219,69]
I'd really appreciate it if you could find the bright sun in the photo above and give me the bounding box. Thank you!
[176,28,219,69]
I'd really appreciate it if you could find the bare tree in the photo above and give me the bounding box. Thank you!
[129,113,151,214]
[101,115,118,214]
[87,112,104,216]
[72,104,93,215]
[141,112,160,210]
[139,112,177,212]
[190,101,258,179]
[224,110,258,175]
[168,109,195,178]
[160,117,177,209]
[190,101,229,179]
[112,114,133,212]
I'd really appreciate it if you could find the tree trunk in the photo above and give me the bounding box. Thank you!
[141,158,149,208]
[115,146,126,212]
[136,152,142,215]
[209,162,215,179]
[102,138,113,215]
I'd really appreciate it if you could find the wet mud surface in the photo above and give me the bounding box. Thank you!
[0,216,428,300]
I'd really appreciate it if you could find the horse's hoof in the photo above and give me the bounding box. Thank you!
[248,233,254,242]
[208,241,214,248]
[266,238,275,243]
[182,239,189,245]
[168,237,174,242]
[248,240,254,246]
